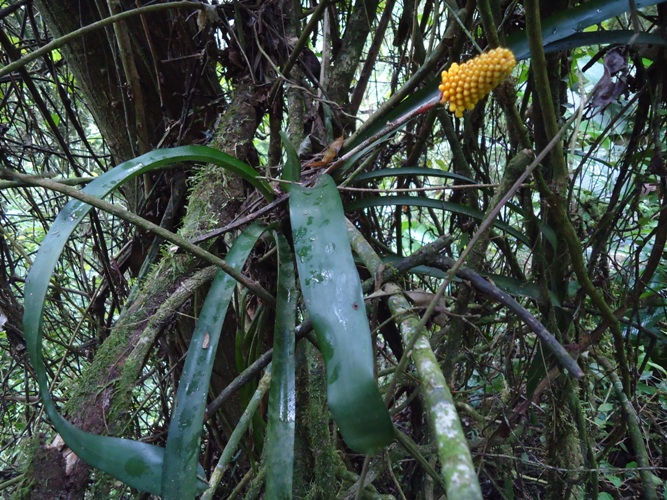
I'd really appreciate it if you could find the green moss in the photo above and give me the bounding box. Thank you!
[62,306,143,416]
[302,346,341,499]
[14,433,41,499]
[546,386,585,499]
[181,164,242,240]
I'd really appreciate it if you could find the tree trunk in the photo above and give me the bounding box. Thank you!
[25,2,234,496]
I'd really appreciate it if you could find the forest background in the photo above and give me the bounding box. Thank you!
[1,0,666,498]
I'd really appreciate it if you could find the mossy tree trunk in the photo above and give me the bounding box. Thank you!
[23,1,383,497]
[24,2,258,497]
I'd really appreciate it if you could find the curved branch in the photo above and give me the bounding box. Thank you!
[431,256,583,379]
[0,168,276,308]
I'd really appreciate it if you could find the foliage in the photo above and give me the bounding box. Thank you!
[1,0,667,498]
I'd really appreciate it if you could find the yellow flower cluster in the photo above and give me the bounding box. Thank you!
[439,47,516,118]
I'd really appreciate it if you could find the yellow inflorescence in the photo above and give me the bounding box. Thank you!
[439,47,516,118]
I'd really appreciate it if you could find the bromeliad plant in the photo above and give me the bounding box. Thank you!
[15,120,554,498]
[20,143,401,498]
[18,0,667,498]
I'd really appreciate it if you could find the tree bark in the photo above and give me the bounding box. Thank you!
[327,0,381,133]
[24,2,246,497]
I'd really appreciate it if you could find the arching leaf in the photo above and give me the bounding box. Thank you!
[265,232,297,497]
[280,131,301,188]
[348,195,530,246]
[22,146,270,495]
[289,174,393,454]
[163,224,265,499]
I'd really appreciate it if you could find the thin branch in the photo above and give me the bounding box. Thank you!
[0,168,276,307]
[431,255,583,378]
[0,1,206,80]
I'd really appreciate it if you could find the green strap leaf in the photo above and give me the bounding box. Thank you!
[289,174,393,455]
[540,30,667,55]
[355,165,542,227]
[353,166,477,185]
[280,131,301,188]
[88,145,273,201]
[162,224,265,499]
[37,411,167,495]
[265,232,297,497]
[507,0,667,60]
[23,146,269,495]
[69,145,272,202]
[347,195,530,246]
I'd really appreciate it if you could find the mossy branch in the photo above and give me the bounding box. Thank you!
[347,223,482,499]
[524,0,568,184]
[594,355,658,500]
